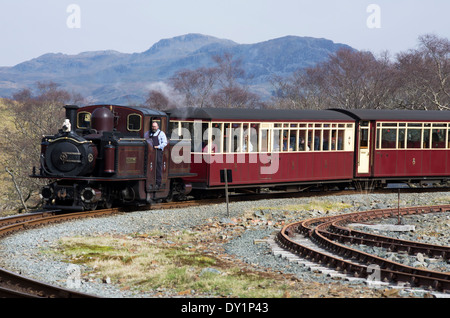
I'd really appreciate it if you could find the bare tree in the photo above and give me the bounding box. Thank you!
[271,48,400,110]
[169,52,260,108]
[318,48,400,109]
[210,52,260,108]
[145,90,170,110]
[211,85,260,109]
[395,34,449,110]
[170,67,218,108]
[0,81,84,211]
[270,67,329,110]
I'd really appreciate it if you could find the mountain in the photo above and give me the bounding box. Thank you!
[0,33,353,104]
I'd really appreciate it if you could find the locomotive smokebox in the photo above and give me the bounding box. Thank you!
[91,107,114,133]
[64,105,79,132]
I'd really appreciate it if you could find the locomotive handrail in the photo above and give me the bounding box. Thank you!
[47,136,92,144]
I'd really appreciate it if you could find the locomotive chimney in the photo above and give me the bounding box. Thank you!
[64,105,79,132]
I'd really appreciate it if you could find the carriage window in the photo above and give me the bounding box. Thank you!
[330,130,337,150]
[231,123,242,153]
[322,129,330,150]
[314,130,321,150]
[423,129,430,148]
[308,129,314,150]
[359,121,370,149]
[181,122,194,151]
[127,114,142,132]
[289,130,297,151]
[223,123,231,153]
[282,130,289,151]
[249,123,258,152]
[199,122,209,152]
[299,130,307,151]
[241,124,249,152]
[241,124,255,153]
[407,129,422,148]
[381,128,396,149]
[168,121,180,139]
[398,129,406,149]
[359,129,369,148]
[432,129,446,148]
[210,123,222,153]
[272,129,281,152]
[77,111,91,129]
[448,130,450,149]
[337,130,344,150]
[260,128,269,152]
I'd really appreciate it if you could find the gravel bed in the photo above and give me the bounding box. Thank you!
[0,191,449,298]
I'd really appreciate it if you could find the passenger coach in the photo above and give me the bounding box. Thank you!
[336,109,450,188]
[167,108,356,196]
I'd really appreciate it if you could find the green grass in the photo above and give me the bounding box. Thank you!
[251,199,353,214]
[53,231,299,297]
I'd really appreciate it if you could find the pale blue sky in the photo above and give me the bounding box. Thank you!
[0,0,448,66]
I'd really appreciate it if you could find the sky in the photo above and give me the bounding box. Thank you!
[0,0,449,67]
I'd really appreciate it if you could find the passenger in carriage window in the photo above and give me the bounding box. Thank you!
[242,135,253,152]
[299,137,305,150]
[314,136,320,150]
[298,136,310,151]
[289,132,296,151]
[211,136,220,153]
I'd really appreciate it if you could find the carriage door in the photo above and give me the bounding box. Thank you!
[357,121,371,174]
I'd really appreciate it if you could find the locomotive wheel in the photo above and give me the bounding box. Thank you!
[82,201,98,211]
[102,198,113,209]
[163,190,174,203]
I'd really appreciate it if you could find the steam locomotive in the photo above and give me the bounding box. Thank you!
[32,104,193,211]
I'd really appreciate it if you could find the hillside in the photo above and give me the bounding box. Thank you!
[0,34,353,104]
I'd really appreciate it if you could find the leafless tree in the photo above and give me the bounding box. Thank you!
[170,67,218,108]
[145,89,170,110]
[271,48,400,110]
[211,85,260,109]
[395,34,449,110]
[169,52,260,108]
[0,81,84,211]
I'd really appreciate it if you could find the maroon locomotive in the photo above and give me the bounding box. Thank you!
[33,105,450,211]
[33,104,193,211]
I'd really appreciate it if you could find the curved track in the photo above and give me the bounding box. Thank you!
[1,188,450,297]
[0,209,120,298]
[0,200,217,298]
[276,204,450,293]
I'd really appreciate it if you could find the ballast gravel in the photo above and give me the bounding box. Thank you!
[0,191,450,298]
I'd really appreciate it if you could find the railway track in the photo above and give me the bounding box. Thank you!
[0,209,121,298]
[0,200,215,298]
[0,187,449,297]
[275,204,450,293]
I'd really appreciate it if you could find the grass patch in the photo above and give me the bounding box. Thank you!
[54,231,297,297]
[252,199,353,214]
